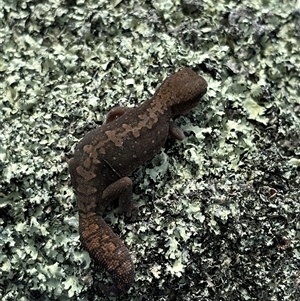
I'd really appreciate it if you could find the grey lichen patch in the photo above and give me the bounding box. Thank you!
[1,0,299,300]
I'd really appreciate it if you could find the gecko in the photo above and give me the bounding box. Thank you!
[67,67,208,297]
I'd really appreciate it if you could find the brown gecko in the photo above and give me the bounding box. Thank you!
[67,67,207,297]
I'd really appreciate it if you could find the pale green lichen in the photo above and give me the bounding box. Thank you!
[0,0,299,300]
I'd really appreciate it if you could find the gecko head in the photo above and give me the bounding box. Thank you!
[155,67,208,117]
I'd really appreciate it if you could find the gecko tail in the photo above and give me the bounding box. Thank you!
[79,214,135,297]
[96,257,135,297]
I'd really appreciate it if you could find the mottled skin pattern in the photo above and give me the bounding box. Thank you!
[67,67,207,297]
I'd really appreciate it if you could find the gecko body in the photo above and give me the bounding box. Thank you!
[67,67,207,296]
